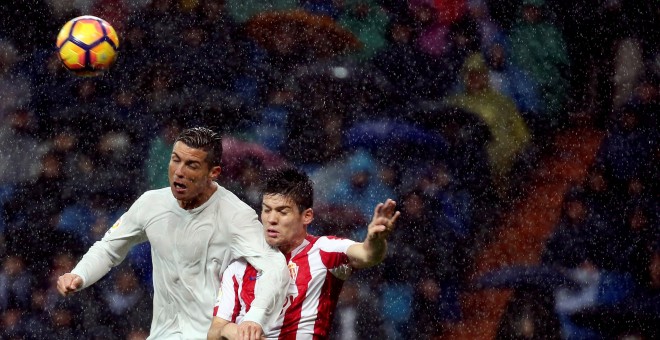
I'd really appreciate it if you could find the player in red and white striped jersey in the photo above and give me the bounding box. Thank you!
[208,167,400,340]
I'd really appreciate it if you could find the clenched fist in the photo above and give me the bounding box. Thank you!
[57,273,83,296]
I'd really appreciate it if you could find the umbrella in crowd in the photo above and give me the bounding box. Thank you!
[472,265,580,292]
[285,61,397,120]
[292,61,396,104]
[344,119,449,158]
[245,9,362,58]
[225,0,297,23]
[570,294,660,338]
[311,203,368,238]
[221,136,287,180]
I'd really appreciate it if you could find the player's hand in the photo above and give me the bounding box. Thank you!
[56,273,83,296]
[236,321,264,340]
[367,198,401,241]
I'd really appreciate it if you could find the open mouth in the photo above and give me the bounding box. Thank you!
[173,181,187,192]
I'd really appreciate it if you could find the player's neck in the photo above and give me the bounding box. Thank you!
[279,234,307,256]
[179,183,217,210]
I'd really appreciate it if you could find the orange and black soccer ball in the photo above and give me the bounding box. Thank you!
[56,16,119,77]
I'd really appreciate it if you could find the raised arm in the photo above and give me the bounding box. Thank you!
[347,199,401,269]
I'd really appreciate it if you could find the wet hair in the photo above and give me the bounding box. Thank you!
[262,167,314,212]
[175,127,223,167]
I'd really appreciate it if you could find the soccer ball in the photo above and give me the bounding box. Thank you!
[56,16,119,77]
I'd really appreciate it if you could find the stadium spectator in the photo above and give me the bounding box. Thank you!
[329,280,385,339]
[595,103,656,185]
[445,52,532,197]
[0,255,33,312]
[319,149,397,225]
[483,36,543,131]
[542,186,602,269]
[508,0,569,125]
[0,108,44,187]
[145,118,184,190]
[100,265,153,338]
[338,0,390,60]
[372,14,450,102]
[0,40,31,120]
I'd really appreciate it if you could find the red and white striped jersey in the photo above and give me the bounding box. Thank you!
[214,234,356,339]
[213,259,260,323]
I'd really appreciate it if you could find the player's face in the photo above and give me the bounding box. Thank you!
[262,194,312,254]
[168,141,220,208]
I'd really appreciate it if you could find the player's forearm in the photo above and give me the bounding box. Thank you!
[71,241,123,288]
[243,250,289,327]
[365,235,388,263]
[348,235,387,269]
[208,318,236,340]
[220,323,238,340]
[208,324,223,340]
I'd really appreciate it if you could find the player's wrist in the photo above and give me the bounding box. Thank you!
[241,307,266,331]
[68,270,87,289]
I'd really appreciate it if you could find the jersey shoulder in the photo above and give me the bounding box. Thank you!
[313,235,356,252]
[139,187,173,203]
[215,185,254,210]
[222,259,251,280]
[214,185,259,219]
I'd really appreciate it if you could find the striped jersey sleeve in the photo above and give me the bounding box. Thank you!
[214,259,259,323]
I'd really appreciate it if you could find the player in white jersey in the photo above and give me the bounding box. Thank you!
[56,127,289,340]
[208,167,400,340]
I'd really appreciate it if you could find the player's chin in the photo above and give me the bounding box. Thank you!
[265,236,279,247]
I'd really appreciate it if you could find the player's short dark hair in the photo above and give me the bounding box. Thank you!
[175,127,223,167]
[262,167,314,212]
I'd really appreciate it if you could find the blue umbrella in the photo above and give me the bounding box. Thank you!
[344,119,449,157]
[570,293,660,338]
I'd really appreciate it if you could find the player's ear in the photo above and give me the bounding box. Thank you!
[209,165,221,180]
[302,208,314,225]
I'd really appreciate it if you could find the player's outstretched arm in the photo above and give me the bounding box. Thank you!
[347,198,401,269]
[56,273,84,296]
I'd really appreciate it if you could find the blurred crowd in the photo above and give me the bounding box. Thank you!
[0,0,658,339]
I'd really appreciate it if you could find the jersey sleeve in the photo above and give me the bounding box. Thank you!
[230,208,289,330]
[71,194,149,288]
[214,260,245,323]
[316,236,357,280]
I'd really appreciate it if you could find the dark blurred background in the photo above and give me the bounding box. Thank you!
[0,0,658,339]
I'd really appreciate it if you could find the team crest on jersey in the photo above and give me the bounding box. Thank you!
[288,261,298,281]
[215,287,223,304]
[105,217,122,236]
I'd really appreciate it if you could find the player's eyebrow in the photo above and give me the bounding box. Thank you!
[262,202,293,211]
[171,151,203,166]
